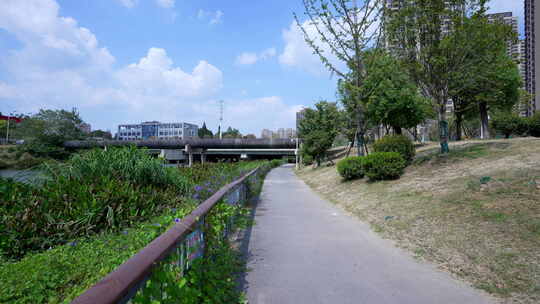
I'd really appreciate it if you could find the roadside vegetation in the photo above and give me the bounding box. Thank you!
[0,147,280,303]
[297,138,540,303]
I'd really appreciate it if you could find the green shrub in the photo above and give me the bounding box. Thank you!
[490,112,528,138]
[270,159,284,168]
[528,113,540,137]
[1,147,193,258]
[302,153,314,165]
[373,135,415,164]
[363,152,406,181]
[337,156,365,180]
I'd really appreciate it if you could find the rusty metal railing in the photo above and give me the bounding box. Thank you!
[71,167,263,304]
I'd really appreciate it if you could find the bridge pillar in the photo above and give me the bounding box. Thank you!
[185,144,193,167]
[201,150,206,164]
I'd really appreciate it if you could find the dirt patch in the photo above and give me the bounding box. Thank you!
[296,138,540,304]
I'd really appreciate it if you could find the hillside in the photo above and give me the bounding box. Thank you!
[297,138,540,304]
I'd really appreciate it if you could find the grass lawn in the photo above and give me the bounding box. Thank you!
[297,137,540,304]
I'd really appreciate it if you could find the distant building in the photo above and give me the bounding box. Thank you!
[263,128,296,139]
[525,0,538,115]
[487,12,519,60]
[296,108,308,133]
[261,129,274,139]
[78,123,91,134]
[117,121,198,141]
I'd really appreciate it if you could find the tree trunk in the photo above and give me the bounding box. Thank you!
[439,104,450,154]
[356,108,365,156]
[479,102,490,139]
[346,136,355,157]
[394,126,403,134]
[356,130,365,156]
[455,112,463,141]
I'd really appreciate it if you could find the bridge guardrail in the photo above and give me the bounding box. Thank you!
[71,166,264,304]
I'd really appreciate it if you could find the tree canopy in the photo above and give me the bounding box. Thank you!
[298,101,341,166]
[198,122,214,138]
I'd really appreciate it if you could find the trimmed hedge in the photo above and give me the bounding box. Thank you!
[363,152,406,181]
[337,156,365,180]
[373,135,415,164]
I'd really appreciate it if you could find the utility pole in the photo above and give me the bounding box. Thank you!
[219,100,224,140]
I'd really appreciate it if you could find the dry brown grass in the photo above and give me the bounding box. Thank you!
[296,138,540,304]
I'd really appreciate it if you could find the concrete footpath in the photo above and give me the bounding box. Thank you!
[244,165,494,304]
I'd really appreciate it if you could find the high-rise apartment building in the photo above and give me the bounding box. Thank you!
[117,121,198,141]
[525,0,538,114]
[487,12,527,99]
[261,129,274,139]
[296,108,307,133]
[487,12,519,59]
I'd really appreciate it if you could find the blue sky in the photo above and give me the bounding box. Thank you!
[0,0,525,136]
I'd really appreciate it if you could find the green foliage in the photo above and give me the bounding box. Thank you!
[490,112,528,138]
[302,153,314,165]
[89,130,112,139]
[372,135,416,164]
[0,160,273,303]
[197,122,213,138]
[299,101,341,166]
[359,50,431,132]
[337,156,365,180]
[528,113,540,137]
[222,127,242,139]
[15,108,87,146]
[363,152,407,181]
[15,141,70,160]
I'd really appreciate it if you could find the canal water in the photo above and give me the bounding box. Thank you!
[0,169,41,183]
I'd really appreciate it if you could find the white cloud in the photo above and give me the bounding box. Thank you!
[236,52,258,65]
[0,0,224,129]
[210,10,224,25]
[117,0,137,8]
[279,6,381,75]
[117,48,223,104]
[235,48,276,65]
[156,0,175,9]
[279,20,343,75]
[198,9,224,25]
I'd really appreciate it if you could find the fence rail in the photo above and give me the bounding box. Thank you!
[71,167,262,304]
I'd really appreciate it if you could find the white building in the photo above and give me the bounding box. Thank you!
[117,121,198,141]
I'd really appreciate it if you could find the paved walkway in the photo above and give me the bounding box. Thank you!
[245,165,494,304]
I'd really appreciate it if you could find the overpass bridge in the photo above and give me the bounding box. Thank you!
[64,138,298,165]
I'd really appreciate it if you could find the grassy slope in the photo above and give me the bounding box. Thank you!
[297,138,540,304]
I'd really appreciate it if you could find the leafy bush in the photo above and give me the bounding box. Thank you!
[528,112,540,137]
[337,156,365,180]
[363,152,406,181]
[270,159,285,168]
[1,147,192,258]
[302,153,314,165]
[373,135,415,164]
[490,112,528,138]
[15,141,70,160]
[0,160,273,304]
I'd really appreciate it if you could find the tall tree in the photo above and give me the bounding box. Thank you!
[16,108,86,146]
[298,101,341,166]
[357,49,431,134]
[222,127,242,139]
[198,122,214,138]
[385,0,488,152]
[296,0,383,155]
[446,13,519,139]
